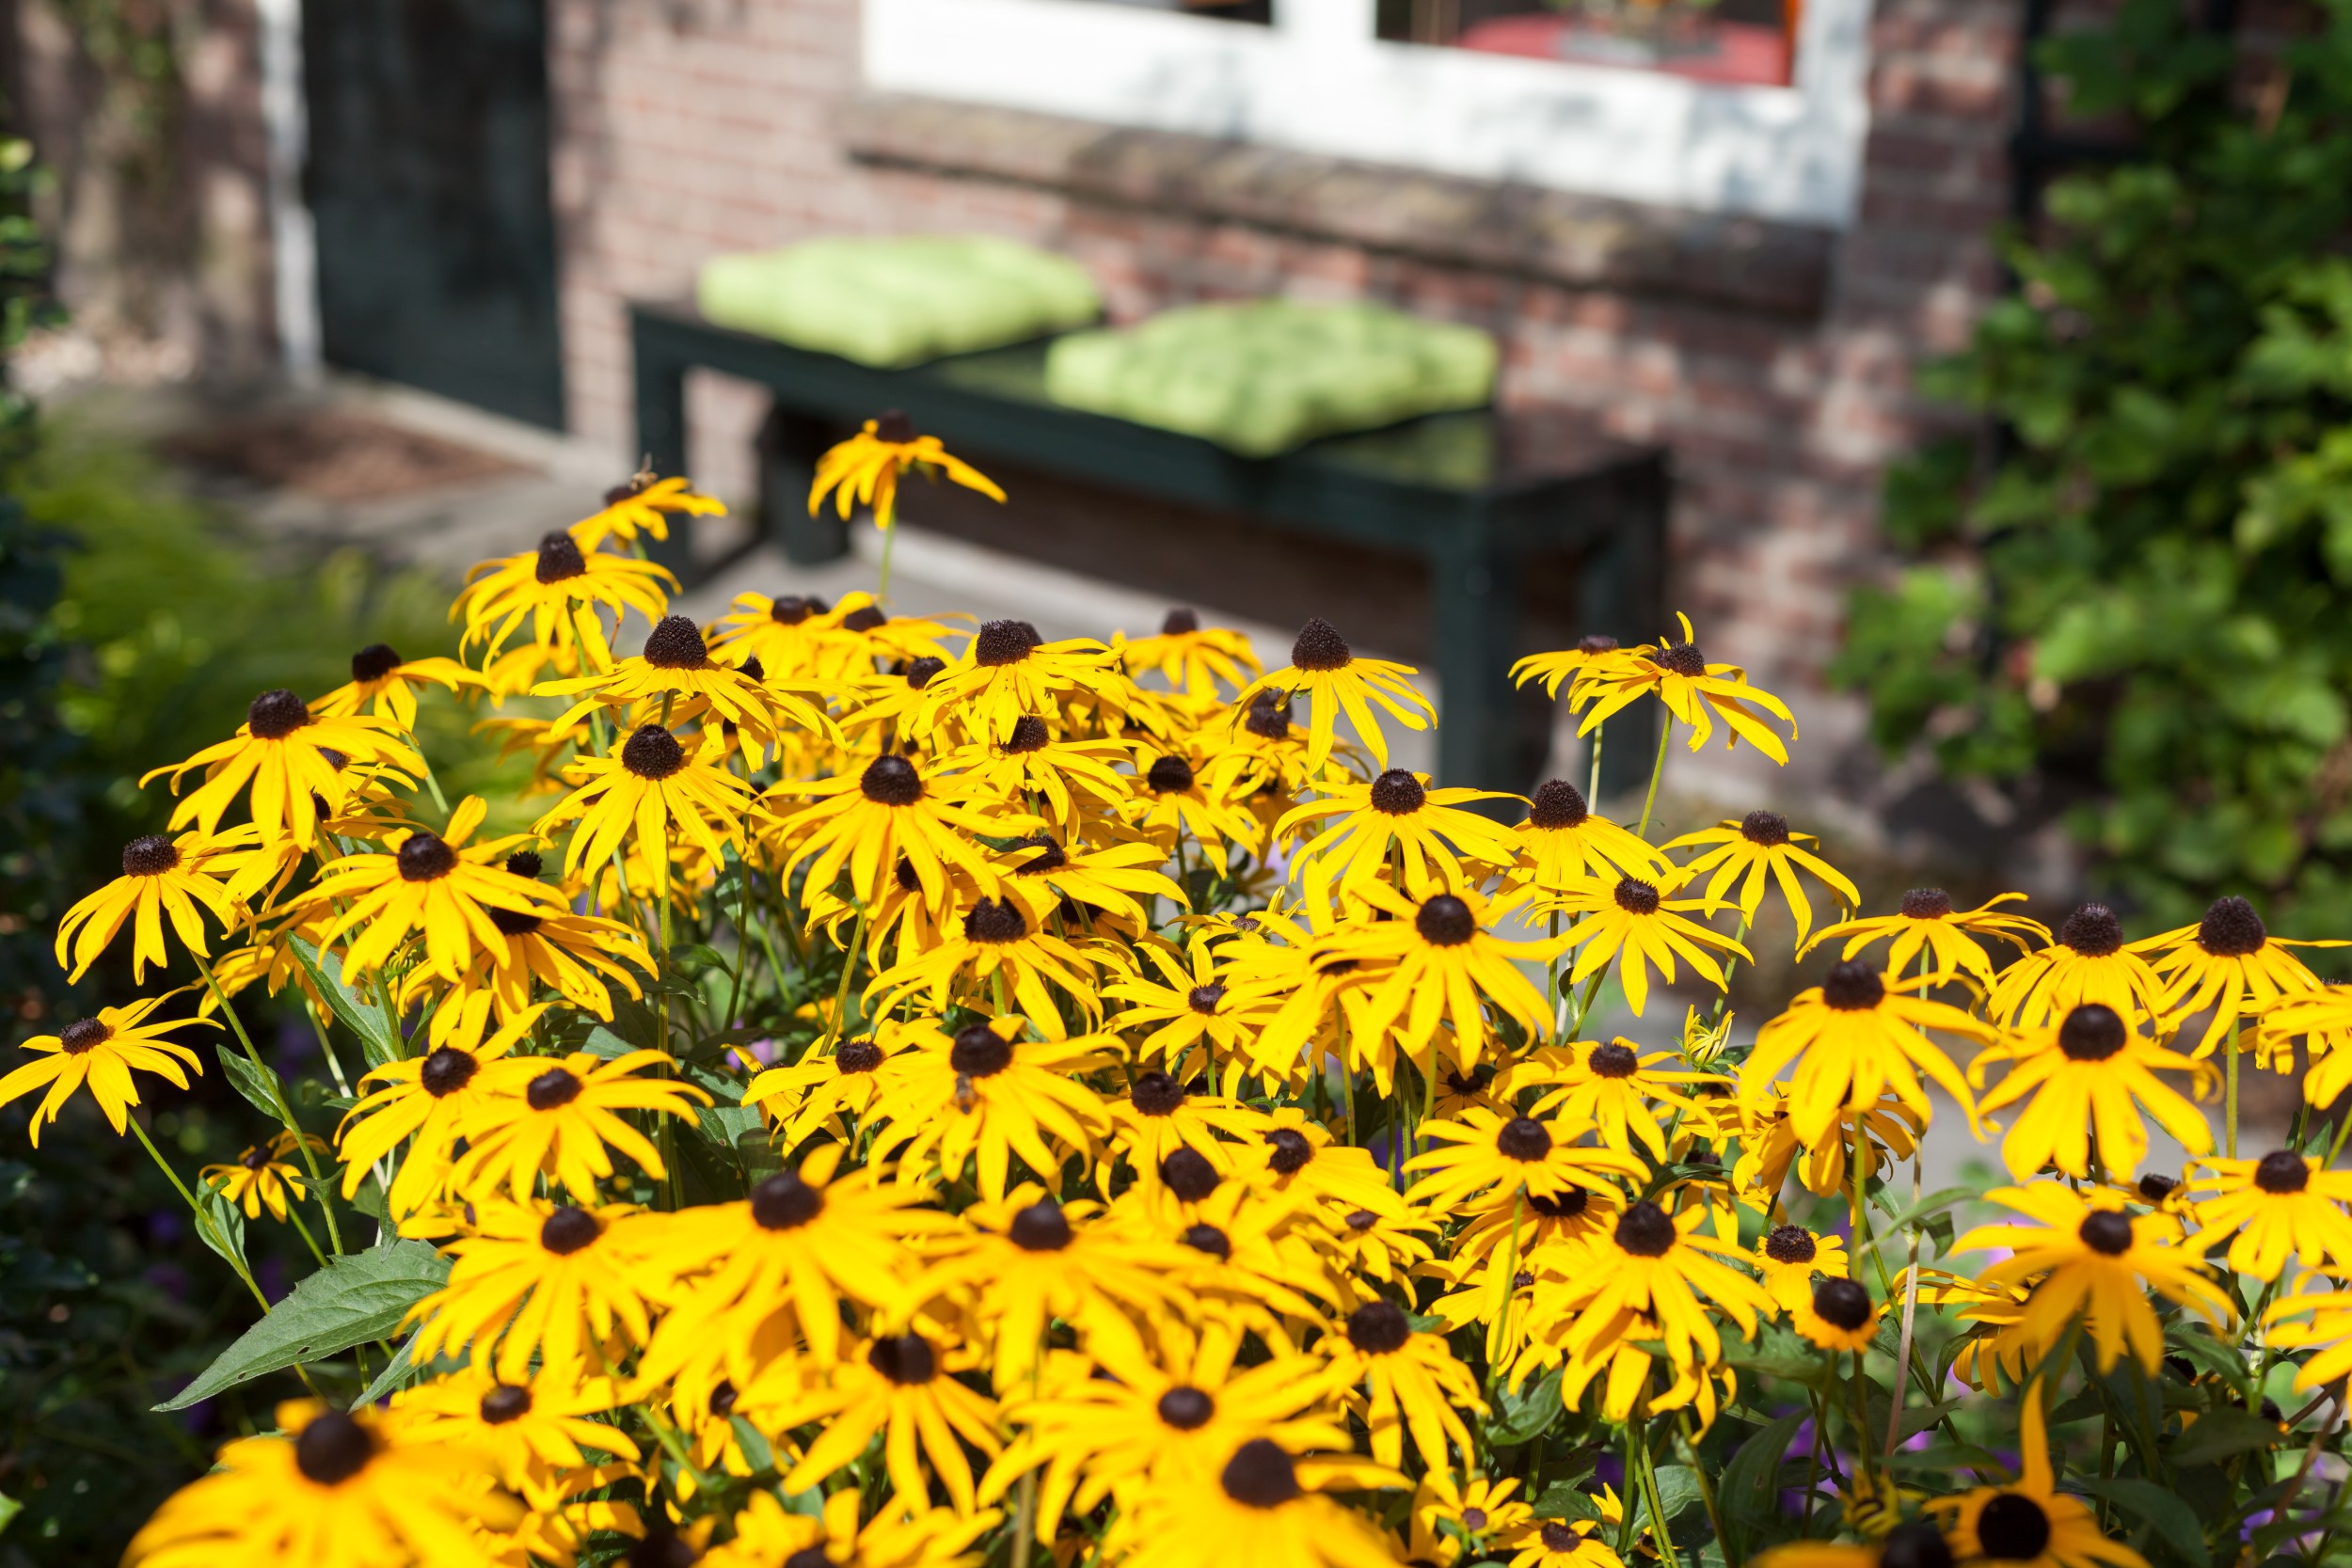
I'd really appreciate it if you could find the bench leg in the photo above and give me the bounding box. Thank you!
[756,404,851,565]
[1432,534,1522,804]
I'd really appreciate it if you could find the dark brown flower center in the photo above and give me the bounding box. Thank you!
[1496,1117,1552,1161]
[480,1384,532,1424]
[2058,1003,2126,1061]
[540,1206,600,1254]
[1157,1386,1215,1429]
[241,1145,273,1171]
[974,619,1039,666]
[1589,1041,1640,1079]
[2058,902,2123,956]
[1821,959,1884,1010]
[2198,895,2268,957]
[294,1409,374,1485]
[964,898,1028,943]
[1014,835,1067,876]
[527,1067,583,1111]
[873,409,917,443]
[1162,608,1200,635]
[534,531,586,583]
[420,1047,477,1097]
[1345,1299,1411,1354]
[1185,984,1225,1016]
[1416,895,1476,946]
[505,848,543,879]
[1266,1127,1313,1174]
[1900,887,1954,920]
[842,605,887,633]
[1462,1508,1489,1531]
[1245,692,1293,739]
[1147,754,1195,794]
[1370,769,1425,815]
[397,832,458,881]
[1976,1494,2051,1561]
[867,1332,939,1385]
[1132,1070,1188,1116]
[1881,1521,1955,1568]
[752,1170,826,1229]
[1764,1224,1817,1264]
[1529,1186,1589,1218]
[2256,1150,2311,1195]
[1161,1147,1220,1202]
[2078,1210,2134,1256]
[836,1037,885,1074]
[1654,641,1707,677]
[642,614,708,669]
[1740,810,1789,847]
[860,753,923,805]
[621,724,687,780]
[951,1024,1014,1077]
[1614,1201,1677,1258]
[1528,779,1589,831]
[1613,878,1661,915]
[1009,1199,1073,1252]
[1289,617,1351,672]
[121,834,179,877]
[246,688,311,739]
[2137,1173,2178,1202]
[489,907,543,936]
[1541,1522,1581,1551]
[1345,1208,1379,1230]
[1578,634,1620,656]
[709,1381,738,1418]
[904,655,945,688]
[1181,1222,1231,1258]
[1004,715,1051,753]
[1812,1276,1871,1330]
[769,594,817,625]
[58,1019,110,1054]
[350,642,403,683]
[1221,1438,1303,1508]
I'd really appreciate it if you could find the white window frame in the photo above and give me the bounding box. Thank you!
[863,0,1874,230]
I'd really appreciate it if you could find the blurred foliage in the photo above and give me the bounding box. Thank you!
[1838,0,2352,931]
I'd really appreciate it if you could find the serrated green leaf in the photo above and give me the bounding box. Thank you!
[156,1239,450,1411]
[2073,1478,2209,1568]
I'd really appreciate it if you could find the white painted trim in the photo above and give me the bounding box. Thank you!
[256,0,322,379]
[864,0,1872,228]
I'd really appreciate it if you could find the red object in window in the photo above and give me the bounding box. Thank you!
[1452,14,1793,87]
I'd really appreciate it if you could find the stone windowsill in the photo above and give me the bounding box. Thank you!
[840,92,1834,319]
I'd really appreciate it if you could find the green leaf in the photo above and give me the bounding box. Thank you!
[1636,1465,1703,1528]
[0,1490,20,1537]
[216,1042,288,1122]
[195,1181,248,1275]
[2167,1406,2279,1468]
[1486,1368,1564,1446]
[350,1335,425,1408]
[287,935,401,1069]
[2073,1478,2210,1568]
[156,1239,451,1411]
[1717,1411,1806,1533]
[1531,1483,1602,1524]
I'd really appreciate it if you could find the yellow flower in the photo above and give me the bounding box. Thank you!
[2185,1149,2352,1280]
[406,1199,661,1380]
[911,619,1130,749]
[1792,1275,1881,1352]
[1927,1393,2147,1568]
[2134,895,2341,1057]
[1111,1437,1403,1568]
[1103,934,1276,1084]
[1549,871,1751,1018]
[1510,779,1671,891]
[766,750,1008,908]
[1123,742,1265,878]
[200,1129,326,1222]
[537,612,832,744]
[0,996,210,1144]
[1507,1516,1629,1568]
[1512,632,1650,698]
[142,688,422,851]
[389,1363,642,1489]
[1512,1037,1717,1162]
[1751,1524,1954,1568]
[1740,960,1994,1148]
[1411,1470,1535,1562]
[336,1004,547,1218]
[808,409,1005,531]
[1663,810,1858,943]
[741,1024,907,1142]
[450,1046,709,1204]
[453,531,676,666]
[1405,1107,1645,1212]
[571,469,724,548]
[1568,613,1797,763]
[1278,768,1524,906]
[1732,1091,1922,1200]
[54,828,245,982]
[310,797,569,982]
[1315,883,1565,1068]
[1228,617,1433,772]
[2259,984,2352,1104]
[534,722,753,896]
[755,1327,1006,1513]
[861,1020,1116,1200]
[2264,1277,2352,1393]
[1970,1003,2214,1180]
[1804,887,2045,991]
[935,711,1136,834]
[1754,1222,1849,1311]
[312,641,483,731]
[122,1400,520,1568]
[706,1491,998,1568]
[1523,1199,1773,1370]
[1317,1295,1486,1470]
[1121,610,1263,701]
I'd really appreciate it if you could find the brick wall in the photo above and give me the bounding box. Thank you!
[543,0,2018,823]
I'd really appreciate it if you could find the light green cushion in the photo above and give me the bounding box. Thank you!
[1043,300,1498,457]
[696,236,1103,368]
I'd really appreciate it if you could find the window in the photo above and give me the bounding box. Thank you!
[862,0,1870,227]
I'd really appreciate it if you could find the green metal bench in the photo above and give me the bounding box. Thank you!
[629,299,1665,792]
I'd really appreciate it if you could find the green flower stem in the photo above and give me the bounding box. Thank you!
[2227,1039,2241,1160]
[1587,720,1605,806]
[822,899,875,1051]
[1631,1418,1691,1568]
[1484,1190,1525,1378]
[194,951,343,1256]
[723,840,760,1030]
[1677,1412,1731,1568]
[281,1187,329,1268]
[1634,717,1675,841]
[878,519,900,605]
[130,1117,272,1315]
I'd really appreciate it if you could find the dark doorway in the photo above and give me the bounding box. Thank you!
[301,0,565,428]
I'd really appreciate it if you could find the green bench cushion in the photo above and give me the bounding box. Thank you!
[696,236,1103,368]
[1043,300,1499,457]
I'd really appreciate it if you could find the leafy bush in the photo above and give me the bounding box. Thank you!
[1836,0,2352,929]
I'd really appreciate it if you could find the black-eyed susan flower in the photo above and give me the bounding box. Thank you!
[200,1129,326,1222]
[336,1004,545,1219]
[862,1021,1116,1200]
[143,688,421,851]
[1804,887,2045,992]
[2263,1279,2352,1393]
[1279,768,1525,905]
[1970,1003,2214,1180]
[2135,895,2341,1058]
[1111,1436,1403,1568]
[1740,959,1994,1148]
[54,829,245,982]
[1103,1069,1274,1198]
[1318,884,1564,1066]
[767,751,1006,908]
[1664,810,1858,944]
[1512,632,1648,699]
[2259,985,2352,1104]
[1406,1107,1645,1212]
[455,857,656,1020]
[572,468,724,548]
[1507,1515,1629,1568]
[1753,1521,1955,1568]
[741,1024,904,1142]
[1549,871,1751,1018]
[992,832,1187,940]
[1117,1176,1342,1337]
[454,530,676,667]
[758,1326,1005,1513]
[539,613,831,744]
[450,1047,709,1203]
[1122,609,1263,702]
[1104,935,1274,1083]
[1510,779,1670,891]
[938,712,1136,833]
[1734,1090,1923,1200]
[0,997,210,1145]
[1793,1275,1881,1353]
[1953,1183,2230,1371]
[405,1198,660,1380]
[2185,1149,2352,1279]
[1513,1037,1717,1162]
[313,641,482,731]
[914,619,1128,747]
[1124,743,1264,879]
[867,894,1109,1036]
[809,409,1005,531]
[1317,1295,1486,1470]
[535,722,754,896]
[1989,902,2167,1029]
[1570,613,1798,763]
[389,1363,642,1489]
[1525,1199,1774,1369]
[121,1401,521,1568]
[1755,1222,1850,1310]
[1926,1396,2146,1568]
[708,588,845,678]
[310,797,569,983]
[706,1490,998,1568]
[1411,1470,1535,1561]
[1228,617,1434,773]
